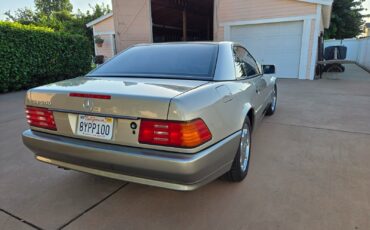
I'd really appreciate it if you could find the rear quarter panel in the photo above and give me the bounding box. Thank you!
[168,42,276,149]
[168,80,258,146]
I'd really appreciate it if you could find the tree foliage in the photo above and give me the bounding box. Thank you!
[0,21,91,93]
[325,0,366,39]
[5,0,111,52]
[35,0,73,17]
[4,8,38,25]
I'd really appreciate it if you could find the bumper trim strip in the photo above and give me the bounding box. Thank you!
[35,156,230,191]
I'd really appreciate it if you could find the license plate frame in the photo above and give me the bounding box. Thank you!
[76,115,114,140]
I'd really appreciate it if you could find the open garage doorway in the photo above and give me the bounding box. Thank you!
[151,0,214,42]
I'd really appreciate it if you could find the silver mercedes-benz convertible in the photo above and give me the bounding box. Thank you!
[22,42,277,191]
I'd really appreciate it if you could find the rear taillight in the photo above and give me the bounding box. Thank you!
[25,106,57,130]
[139,119,212,148]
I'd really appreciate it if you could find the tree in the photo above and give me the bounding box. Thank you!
[5,2,110,34]
[35,0,73,17]
[4,8,38,25]
[63,4,112,52]
[325,0,366,39]
[4,2,111,53]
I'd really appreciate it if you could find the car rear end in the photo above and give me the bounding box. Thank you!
[22,43,240,190]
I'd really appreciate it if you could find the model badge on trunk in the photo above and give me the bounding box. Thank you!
[83,99,94,112]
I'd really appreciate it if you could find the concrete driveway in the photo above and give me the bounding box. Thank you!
[1,65,370,230]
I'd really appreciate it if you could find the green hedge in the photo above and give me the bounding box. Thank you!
[0,22,92,93]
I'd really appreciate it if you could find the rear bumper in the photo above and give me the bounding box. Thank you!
[22,130,240,191]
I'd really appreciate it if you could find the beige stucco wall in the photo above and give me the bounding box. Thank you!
[219,0,315,21]
[93,16,115,60]
[366,27,370,37]
[320,14,324,32]
[112,0,152,52]
[214,0,316,41]
[112,0,317,51]
[111,0,322,80]
[306,18,316,79]
[215,0,319,80]
[94,16,114,34]
[94,34,114,60]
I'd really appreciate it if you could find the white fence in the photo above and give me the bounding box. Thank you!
[324,37,370,71]
[357,38,370,70]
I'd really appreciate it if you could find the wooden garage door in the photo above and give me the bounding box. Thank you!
[230,21,303,78]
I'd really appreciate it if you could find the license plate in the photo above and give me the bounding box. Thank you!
[76,115,114,140]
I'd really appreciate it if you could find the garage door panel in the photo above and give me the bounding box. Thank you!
[244,37,300,53]
[231,21,303,78]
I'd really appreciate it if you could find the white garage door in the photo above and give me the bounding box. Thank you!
[230,21,303,78]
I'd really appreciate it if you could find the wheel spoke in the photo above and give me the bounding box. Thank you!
[271,89,277,111]
[240,123,250,172]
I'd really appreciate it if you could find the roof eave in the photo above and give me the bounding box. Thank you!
[86,12,113,28]
[297,0,333,6]
[298,0,333,28]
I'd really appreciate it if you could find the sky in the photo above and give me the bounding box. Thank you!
[0,0,369,21]
[364,0,370,22]
[0,0,112,20]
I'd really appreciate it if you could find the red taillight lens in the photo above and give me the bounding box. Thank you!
[25,106,57,130]
[139,119,212,148]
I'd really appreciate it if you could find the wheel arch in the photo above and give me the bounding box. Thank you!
[247,108,255,132]
[241,103,254,132]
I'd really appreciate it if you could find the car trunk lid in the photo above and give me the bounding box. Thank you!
[26,77,209,119]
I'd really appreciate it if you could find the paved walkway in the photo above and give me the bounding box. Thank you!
[322,64,370,81]
[1,67,370,230]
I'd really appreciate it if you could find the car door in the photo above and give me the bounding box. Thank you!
[245,51,272,109]
[259,63,276,108]
[233,46,268,121]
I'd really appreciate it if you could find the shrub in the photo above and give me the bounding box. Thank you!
[0,21,92,93]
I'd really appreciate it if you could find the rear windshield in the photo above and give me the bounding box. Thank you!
[88,44,218,80]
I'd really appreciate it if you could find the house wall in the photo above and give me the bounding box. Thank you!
[94,34,115,60]
[112,0,317,51]
[215,0,316,22]
[94,16,114,34]
[111,0,323,80]
[305,18,316,79]
[216,0,318,79]
[214,0,316,41]
[93,17,115,60]
[112,0,152,51]
[320,14,324,32]
[366,27,370,37]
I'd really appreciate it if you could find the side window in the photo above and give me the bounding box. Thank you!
[244,52,260,76]
[233,47,247,79]
[233,46,260,79]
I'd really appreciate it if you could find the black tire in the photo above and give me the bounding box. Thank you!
[266,85,277,116]
[223,118,252,182]
[340,65,345,72]
[326,64,344,72]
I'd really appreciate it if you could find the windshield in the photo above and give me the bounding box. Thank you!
[88,44,218,80]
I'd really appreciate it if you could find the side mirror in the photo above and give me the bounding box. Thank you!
[262,65,276,74]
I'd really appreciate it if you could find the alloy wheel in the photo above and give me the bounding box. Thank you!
[239,122,251,172]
